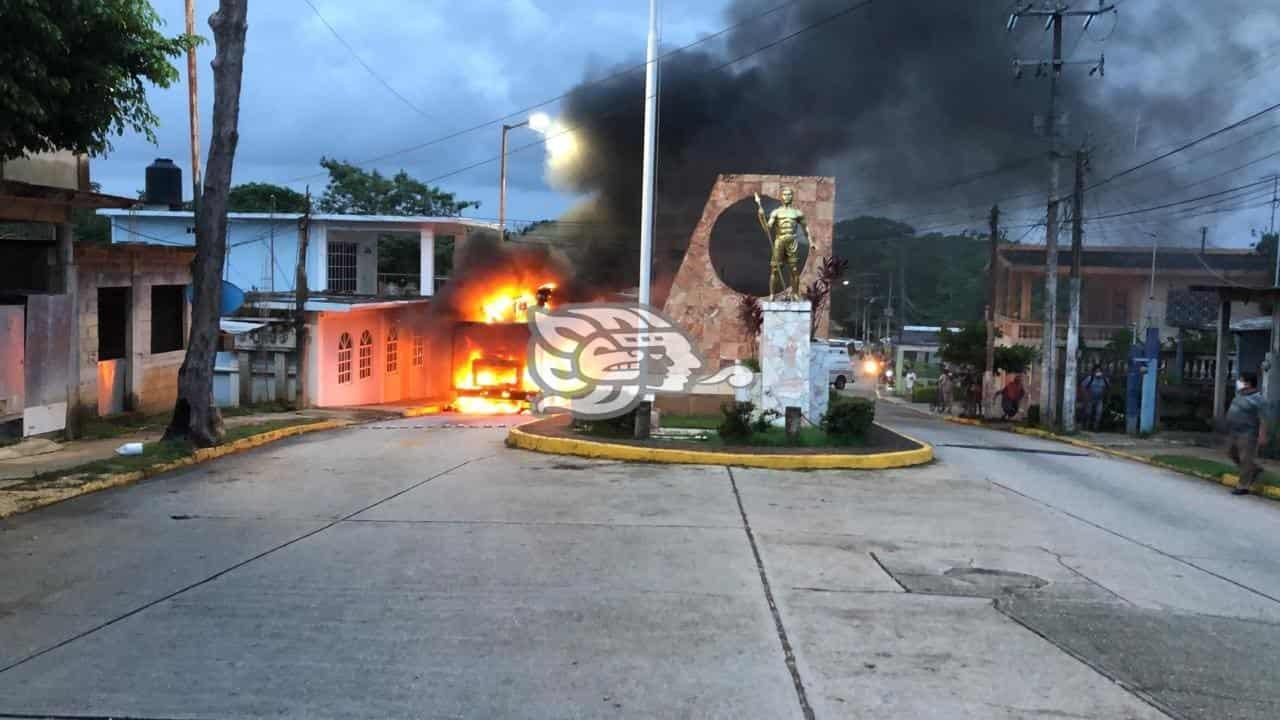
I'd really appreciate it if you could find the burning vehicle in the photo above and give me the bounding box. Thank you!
[450,282,556,414]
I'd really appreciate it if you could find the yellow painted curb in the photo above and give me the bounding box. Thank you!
[506,420,934,470]
[946,417,1280,501]
[0,420,346,519]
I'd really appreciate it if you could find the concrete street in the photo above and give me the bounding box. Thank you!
[1,405,1277,719]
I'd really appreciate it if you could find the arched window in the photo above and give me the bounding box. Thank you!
[337,333,353,384]
[386,327,399,374]
[358,330,373,380]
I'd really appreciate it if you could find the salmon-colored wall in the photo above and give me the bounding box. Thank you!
[311,303,453,407]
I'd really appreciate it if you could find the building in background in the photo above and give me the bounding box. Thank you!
[98,161,499,409]
[0,151,149,438]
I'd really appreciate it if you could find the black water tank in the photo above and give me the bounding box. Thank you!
[145,158,183,209]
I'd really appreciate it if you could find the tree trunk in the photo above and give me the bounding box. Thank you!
[165,0,249,447]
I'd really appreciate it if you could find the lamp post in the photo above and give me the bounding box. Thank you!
[862,297,882,346]
[499,112,551,239]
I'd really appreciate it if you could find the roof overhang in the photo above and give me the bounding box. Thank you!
[1,179,137,223]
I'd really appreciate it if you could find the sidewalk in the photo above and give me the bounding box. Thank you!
[880,394,1280,489]
[0,407,387,483]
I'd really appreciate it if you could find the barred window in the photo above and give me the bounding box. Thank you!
[413,336,424,367]
[328,241,358,293]
[337,333,353,384]
[386,327,399,374]
[358,330,373,380]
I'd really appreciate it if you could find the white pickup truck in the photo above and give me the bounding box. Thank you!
[815,340,857,390]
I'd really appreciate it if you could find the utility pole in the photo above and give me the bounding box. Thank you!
[1270,173,1278,286]
[294,188,311,408]
[185,0,202,213]
[985,205,1000,416]
[1063,149,1087,432]
[1008,0,1114,428]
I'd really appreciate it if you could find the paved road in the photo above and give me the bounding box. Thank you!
[0,406,1276,719]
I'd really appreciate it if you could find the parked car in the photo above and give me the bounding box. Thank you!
[817,340,855,390]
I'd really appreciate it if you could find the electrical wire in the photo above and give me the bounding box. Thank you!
[299,0,437,121]
[280,0,815,185]
[401,0,875,189]
[1085,101,1280,194]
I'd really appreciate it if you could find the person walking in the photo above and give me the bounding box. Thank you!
[904,366,918,400]
[1079,365,1111,431]
[1225,371,1270,496]
[994,374,1025,421]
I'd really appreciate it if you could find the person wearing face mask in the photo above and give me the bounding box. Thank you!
[1225,371,1271,496]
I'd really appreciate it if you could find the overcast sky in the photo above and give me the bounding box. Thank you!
[93,0,726,225]
[93,1,1280,248]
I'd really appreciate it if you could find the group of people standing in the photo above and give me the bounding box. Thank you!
[924,366,1108,425]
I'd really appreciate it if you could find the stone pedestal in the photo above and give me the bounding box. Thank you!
[759,300,812,423]
[809,348,830,423]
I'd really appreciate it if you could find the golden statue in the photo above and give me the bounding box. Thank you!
[754,187,809,298]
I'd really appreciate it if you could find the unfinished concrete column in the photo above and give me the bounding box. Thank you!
[57,222,80,437]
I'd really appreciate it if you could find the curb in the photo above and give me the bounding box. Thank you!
[942,415,1280,501]
[0,420,347,519]
[400,403,447,418]
[506,419,934,470]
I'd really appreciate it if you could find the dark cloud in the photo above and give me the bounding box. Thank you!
[547,0,1280,293]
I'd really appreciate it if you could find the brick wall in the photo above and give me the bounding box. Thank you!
[663,174,835,365]
[75,244,193,417]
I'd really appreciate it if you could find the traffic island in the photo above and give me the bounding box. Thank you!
[506,414,933,470]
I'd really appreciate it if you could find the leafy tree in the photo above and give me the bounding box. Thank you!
[832,217,988,330]
[938,321,1037,375]
[227,182,307,213]
[316,158,477,285]
[0,2,190,160]
[316,158,478,216]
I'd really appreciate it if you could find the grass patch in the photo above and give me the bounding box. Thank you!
[75,412,169,441]
[707,426,864,448]
[660,414,721,430]
[42,439,196,481]
[1150,454,1280,487]
[29,417,323,485]
[75,402,300,441]
[224,418,321,442]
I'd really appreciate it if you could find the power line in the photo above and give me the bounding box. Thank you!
[1085,101,1280,195]
[299,0,437,121]
[405,0,875,189]
[281,0,814,185]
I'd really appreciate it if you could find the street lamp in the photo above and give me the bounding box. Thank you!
[499,112,552,239]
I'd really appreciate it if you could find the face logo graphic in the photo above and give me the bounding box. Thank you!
[527,303,755,419]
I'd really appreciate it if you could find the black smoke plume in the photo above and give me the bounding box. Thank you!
[544,0,1271,298]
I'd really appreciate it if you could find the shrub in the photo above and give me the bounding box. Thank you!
[574,407,637,437]
[821,396,875,439]
[912,385,938,404]
[742,357,761,373]
[1025,404,1041,426]
[751,408,780,434]
[718,401,755,442]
